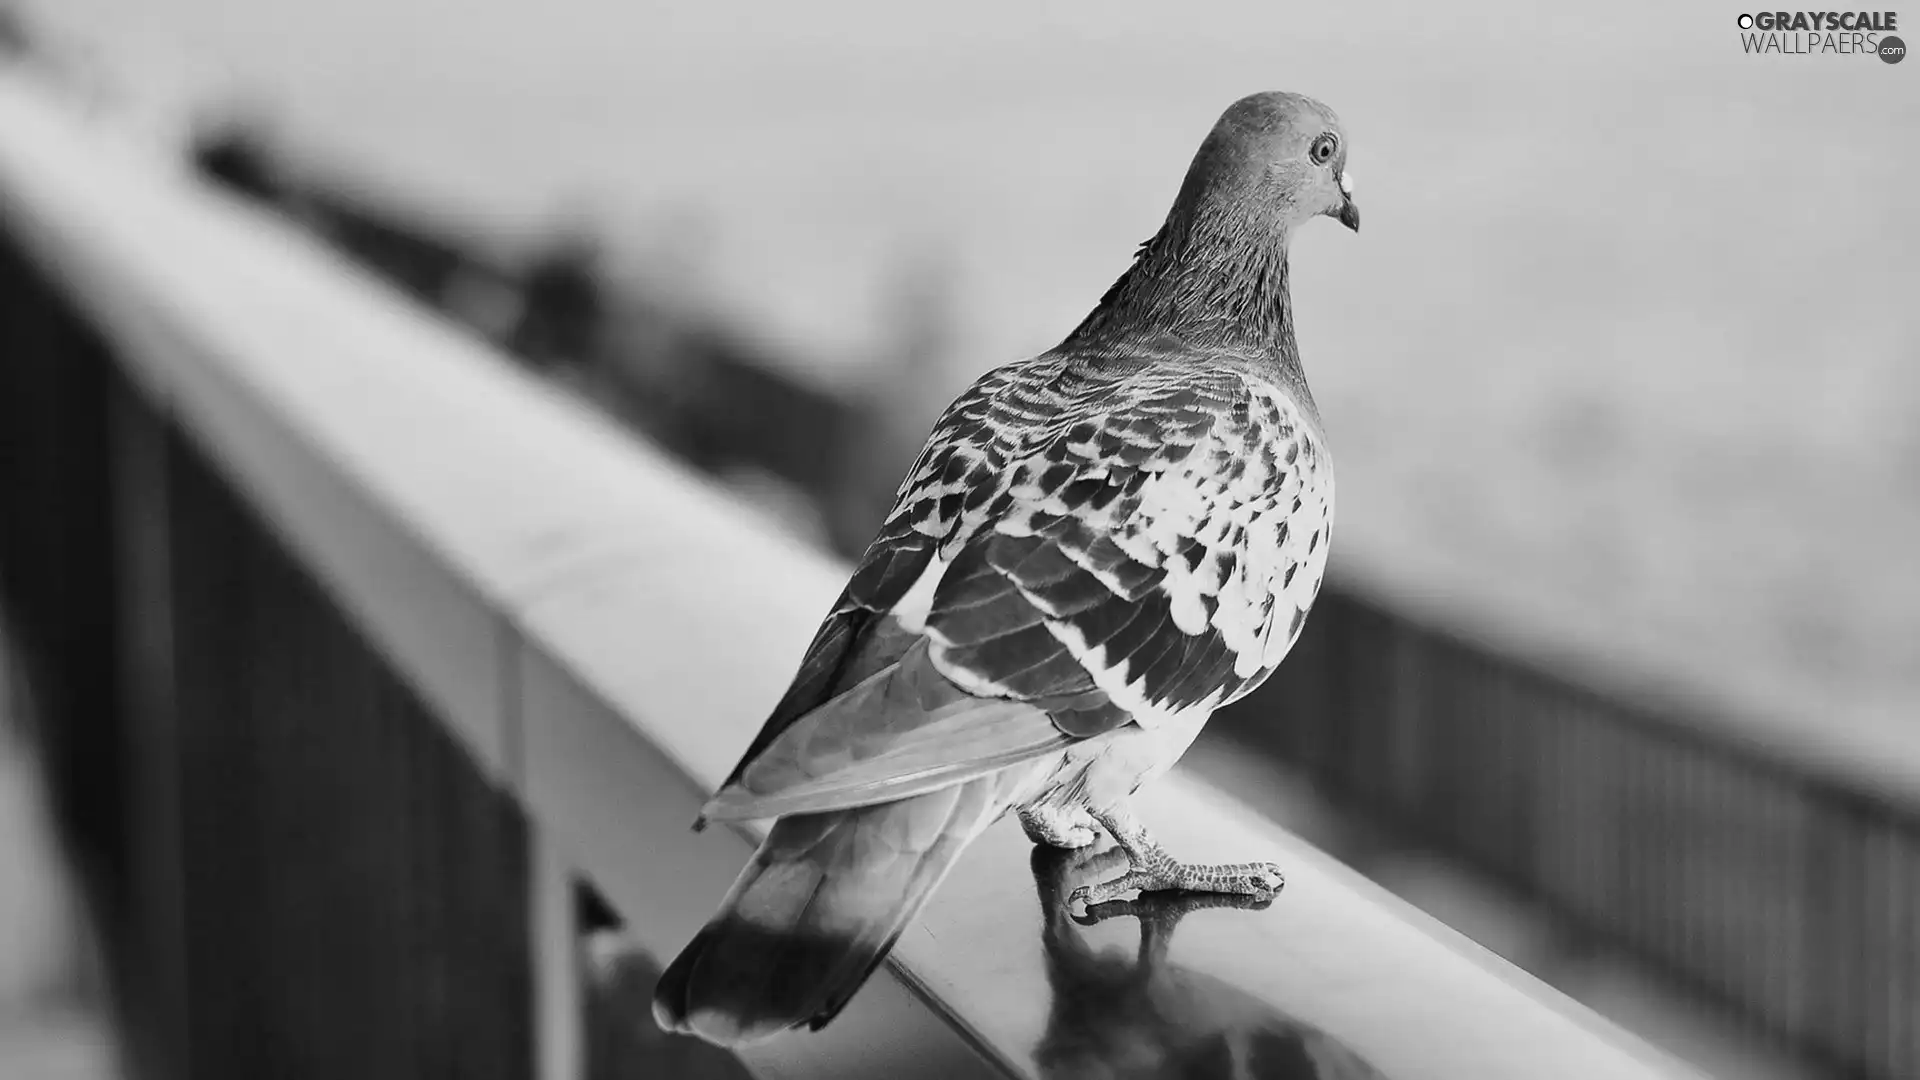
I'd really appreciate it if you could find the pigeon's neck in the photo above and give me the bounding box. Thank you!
[1066,201,1301,371]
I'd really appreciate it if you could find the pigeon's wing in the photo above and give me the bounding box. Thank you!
[708,363,1053,799]
[705,351,1333,821]
[701,636,1075,822]
[702,362,1074,822]
[917,356,1334,737]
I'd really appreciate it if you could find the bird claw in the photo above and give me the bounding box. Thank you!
[1068,871,1155,909]
[1068,860,1286,912]
[1074,888,1275,927]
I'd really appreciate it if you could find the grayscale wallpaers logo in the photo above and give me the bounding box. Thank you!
[1735,10,1904,59]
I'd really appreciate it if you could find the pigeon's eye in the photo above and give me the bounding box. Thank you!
[1309,134,1337,165]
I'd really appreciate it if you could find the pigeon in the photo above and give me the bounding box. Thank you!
[653,90,1359,1047]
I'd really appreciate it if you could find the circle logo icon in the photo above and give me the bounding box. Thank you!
[1881,35,1907,63]
[1737,13,1754,29]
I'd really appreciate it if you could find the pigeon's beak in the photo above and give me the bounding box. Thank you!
[1336,170,1360,233]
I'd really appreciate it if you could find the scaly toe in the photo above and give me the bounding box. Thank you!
[1258,863,1286,893]
[1069,869,1160,908]
[1248,862,1286,895]
[1208,861,1284,897]
[1076,887,1276,926]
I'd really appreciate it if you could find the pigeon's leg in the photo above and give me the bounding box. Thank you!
[1069,804,1284,907]
[1018,804,1101,849]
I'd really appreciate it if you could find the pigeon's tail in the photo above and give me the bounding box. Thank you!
[652,773,1013,1046]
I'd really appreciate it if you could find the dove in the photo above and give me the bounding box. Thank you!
[654,90,1359,1047]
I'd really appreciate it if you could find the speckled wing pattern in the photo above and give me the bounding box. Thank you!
[717,345,1332,795]
[868,346,1318,714]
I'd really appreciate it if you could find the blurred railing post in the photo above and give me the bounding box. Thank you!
[530,830,584,1080]
[108,375,191,1080]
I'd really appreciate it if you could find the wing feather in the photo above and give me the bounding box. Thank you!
[702,639,1070,822]
[710,347,1334,810]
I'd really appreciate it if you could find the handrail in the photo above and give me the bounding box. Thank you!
[0,73,1698,1079]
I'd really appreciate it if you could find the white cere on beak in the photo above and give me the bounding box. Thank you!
[1338,171,1355,198]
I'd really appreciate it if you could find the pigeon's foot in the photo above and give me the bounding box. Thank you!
[1076,882,1274,928]
[1019,804,1101,849]
[1068,805,1285,908]
[1069,859,1285,907]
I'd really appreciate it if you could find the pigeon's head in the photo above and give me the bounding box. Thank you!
[1181,91,1359,237]
[1067,90,1357,351]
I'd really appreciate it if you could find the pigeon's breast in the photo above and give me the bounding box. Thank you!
[1171,382,1334,702]
[1252,415,1334,681]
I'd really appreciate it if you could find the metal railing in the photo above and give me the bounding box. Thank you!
[1234,589,1920,1080]
[0,72,1698,1080]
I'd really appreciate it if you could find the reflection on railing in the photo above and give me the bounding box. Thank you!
[582,883,757,1080]
[1031,845,1386,1080]
[0,72,1698,1080]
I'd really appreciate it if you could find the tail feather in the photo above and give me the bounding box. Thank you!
[653,774,1013,1045]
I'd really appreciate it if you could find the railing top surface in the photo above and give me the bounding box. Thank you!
[0,74,1696,1080]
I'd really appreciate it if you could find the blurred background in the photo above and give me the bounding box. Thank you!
[0,1,1915,1078]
